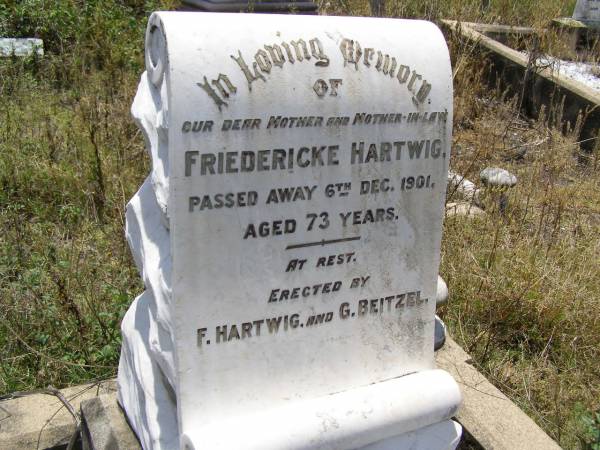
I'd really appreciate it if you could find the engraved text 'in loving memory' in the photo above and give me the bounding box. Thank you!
[197,37,432,110]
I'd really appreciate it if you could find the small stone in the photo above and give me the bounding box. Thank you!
[447,170,482,205]
[436,276,449,306]
[480,167,517,187]
[445,202,485,217]
[503,146,527,162]
[81,395,142,450]
[434,316,446,351]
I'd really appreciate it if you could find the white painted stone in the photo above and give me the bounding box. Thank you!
[436,275,449,305]
[119,11,462,450]
[180,370,461,449]
[125,178,176,388]
[362,420,462,450]
[118,291,178,450]
[445,201,485,217]
[0,38,43,57]
[480,167,517,187]
[447,170,481,205]
[131,74,170,225]
[573,0,600,23]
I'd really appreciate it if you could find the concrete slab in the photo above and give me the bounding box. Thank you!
[81,395,141,450]
[553,17,588,29]
[0,380,116,449]
[436,337,562,450]
[442,20,600,155]
[0,338,560,450]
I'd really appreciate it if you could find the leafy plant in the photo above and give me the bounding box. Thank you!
[580,409,600,449]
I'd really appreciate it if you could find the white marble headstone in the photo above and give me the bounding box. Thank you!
[573,0,600,23]
[119,11,462,450]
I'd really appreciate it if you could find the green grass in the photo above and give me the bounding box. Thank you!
[0,63,143,391]
[0,1,599,448]
[0,0,172,391]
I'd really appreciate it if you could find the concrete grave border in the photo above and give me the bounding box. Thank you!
[441,20,600,156]
[0,337,560,449]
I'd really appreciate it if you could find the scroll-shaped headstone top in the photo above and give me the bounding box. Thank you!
[146,12,454,448]
[573,0,600,23]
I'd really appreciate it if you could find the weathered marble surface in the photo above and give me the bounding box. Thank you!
[125,178,175,387]
[180,370,461,449]
[119,11,462,450]
[118,291,178,450]
[573,0,600,23]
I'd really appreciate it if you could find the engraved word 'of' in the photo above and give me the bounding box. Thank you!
[313,79,343,97]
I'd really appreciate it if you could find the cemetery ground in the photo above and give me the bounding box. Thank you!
[0,0,598,448]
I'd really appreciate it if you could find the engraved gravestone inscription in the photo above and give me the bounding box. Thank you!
[573,0,600,23]
[118,12,462,450]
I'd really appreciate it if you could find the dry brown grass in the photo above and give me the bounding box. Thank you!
[440,34,600,447]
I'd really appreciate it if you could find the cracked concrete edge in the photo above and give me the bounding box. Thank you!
[440,20,600,105]
[435,336,562,450]
[0,338,561,450]
[81,395,141,450]
[0,379,117,449]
